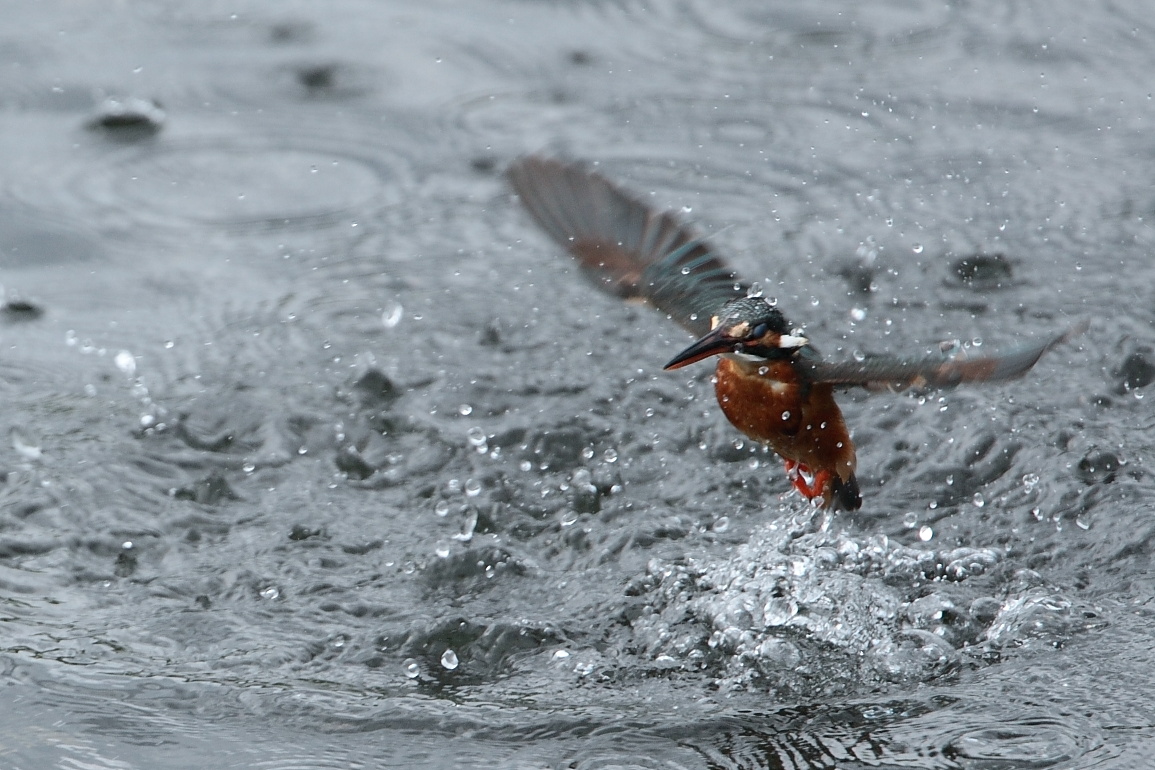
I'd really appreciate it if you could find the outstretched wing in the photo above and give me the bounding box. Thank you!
[798,323,1085,391]
[508,156,747,337]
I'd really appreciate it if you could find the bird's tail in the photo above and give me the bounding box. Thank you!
[831,473,862,511]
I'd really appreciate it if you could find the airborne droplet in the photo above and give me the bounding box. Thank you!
[466,426,487,448]
[114,350,136,377]
[382,302,404,329]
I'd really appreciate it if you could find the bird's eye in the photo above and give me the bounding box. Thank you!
[750,323,769,339]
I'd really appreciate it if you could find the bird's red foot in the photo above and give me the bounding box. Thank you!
[783,460,831,503]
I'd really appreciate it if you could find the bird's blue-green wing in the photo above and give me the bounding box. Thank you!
[508,156,748,337]
[798,323,1085,390]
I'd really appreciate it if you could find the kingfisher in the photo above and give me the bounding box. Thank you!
[507,156,1080,510]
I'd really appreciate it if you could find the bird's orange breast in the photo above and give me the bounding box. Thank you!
[713,356,857,483]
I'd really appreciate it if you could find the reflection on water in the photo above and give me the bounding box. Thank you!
[0,0,1151,767]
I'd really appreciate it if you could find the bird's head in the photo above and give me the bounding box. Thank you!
[663,296,808,370]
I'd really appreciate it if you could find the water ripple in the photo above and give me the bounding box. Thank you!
[66,138,402,235]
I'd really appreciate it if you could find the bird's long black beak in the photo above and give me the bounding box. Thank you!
[663,327,810,370]
[663,327,734,370]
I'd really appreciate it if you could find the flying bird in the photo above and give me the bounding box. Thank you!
[507,156,1080,510]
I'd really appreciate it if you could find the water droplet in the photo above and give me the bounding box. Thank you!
[902,511,918,528]
[758,366,769,376]
[434,500,450,517]
[603,448,618,463]
[122,541,133,550]
[454,507,478,542]
[519,459,532,472]
[1075,513,1091,530]
[458,403,473,416]
[946,474,954,486]
[242,462,256,474]
[434,541,451,558]
[781,411,791,420]
[853,349,866,362]
[918,525,933,541]
[403,658,420,678]
[552,649,570,660]
[114,350,136,377]
[680,266,692,275]
[1022,473,1040,491]
[581,446,595,461]
[850,307,867,322]
[440,649,459,670]
[810,298,820,306]
[10,429,41,461]
[382,302,403,329]
[972,492,985,508]
[713,516,730,533]
[912,243,924,254]
[746,282,764,298]
[259,586,280,600]
[466,427,487,451]
[464,478,482,497]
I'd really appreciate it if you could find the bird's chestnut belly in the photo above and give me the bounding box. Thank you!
[713,357,856,478]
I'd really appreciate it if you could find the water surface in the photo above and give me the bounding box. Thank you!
[0,1,1152,768]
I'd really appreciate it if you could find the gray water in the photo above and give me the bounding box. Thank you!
[0,1,1152,767]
